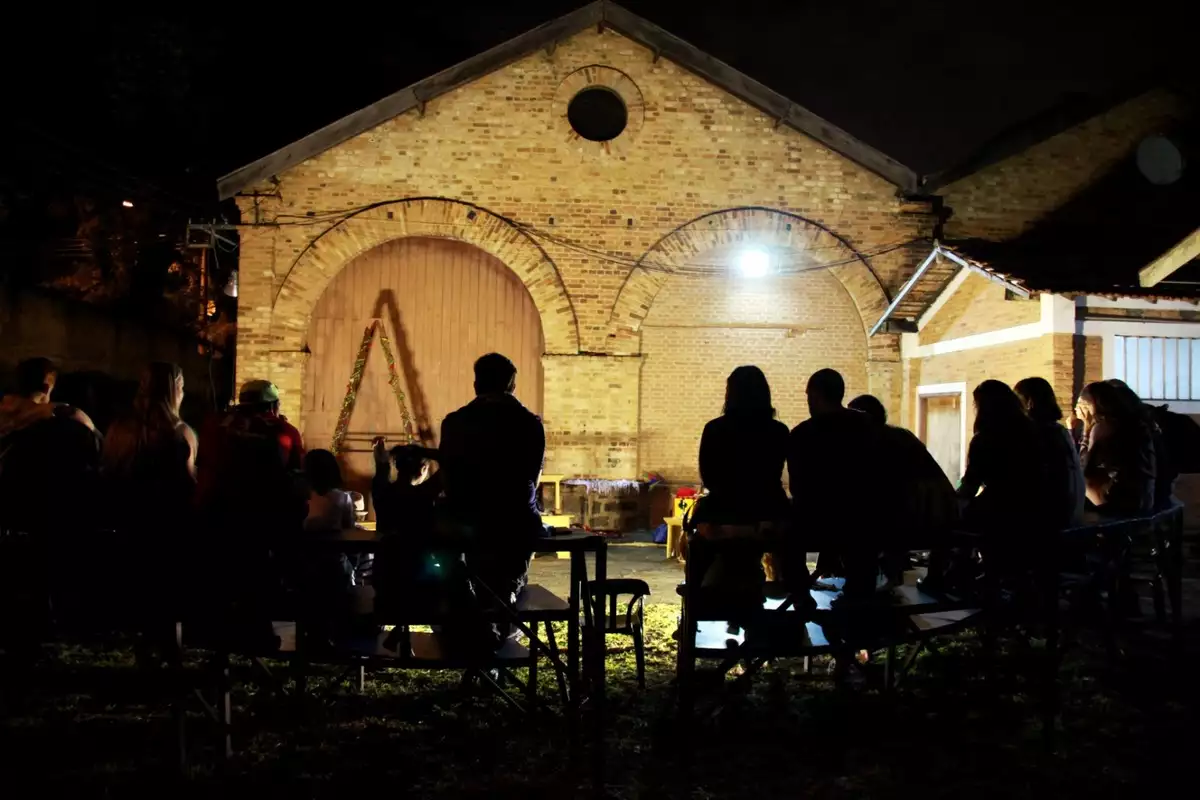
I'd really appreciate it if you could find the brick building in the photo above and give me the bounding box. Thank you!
[219,1,1197,512]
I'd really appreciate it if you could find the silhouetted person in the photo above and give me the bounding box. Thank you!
[371,440,455,621]
[1014,377,1085,529]
[0,357,101,534]
[959,380,1045,533]
[372,440,440,536]
[1107,379,1175,509]
[0,358,101,652]
[439,353,545,645]
[698,366,790,522]
[196,379,306,529]
[1076,381,1155,516]
[103,362,197,530]
[192,380,306,646]
[848,394,958,559]
[100,363,198,628]
[304,449,356,533]
[691,366,790,594]
[788,369,885,596]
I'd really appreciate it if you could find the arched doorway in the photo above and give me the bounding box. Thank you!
[302,236,545,494]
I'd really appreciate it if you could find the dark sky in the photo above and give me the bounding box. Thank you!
[2,0,1192,211]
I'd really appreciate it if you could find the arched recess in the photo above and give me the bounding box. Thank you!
[606,207,890,353]
[271,197,580,355]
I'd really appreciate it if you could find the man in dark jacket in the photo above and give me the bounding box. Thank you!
[787,369,886,597]
[438,353,546,609]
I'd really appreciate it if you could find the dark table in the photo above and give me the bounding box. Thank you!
[298,527,609,725]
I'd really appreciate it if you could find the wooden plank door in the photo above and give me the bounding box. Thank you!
[303,236,545,499]
[921,394,963,483]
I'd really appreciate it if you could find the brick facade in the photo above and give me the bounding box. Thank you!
[230,25,1185,488]
[233,27,923,481]
[901,91,1189,451]
[918,273,1040,346]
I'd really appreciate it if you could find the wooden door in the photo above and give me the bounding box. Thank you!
[303,237,545,497]
[921,394,963,483]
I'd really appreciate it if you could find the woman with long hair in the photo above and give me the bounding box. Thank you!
[1106,379,1173,508]
[102,361,197,519]
[1015,376,1085,528]
[1076,381,1155,515]
[697,365,790,523]
[958,379,1044,530]
[690,366,791,596]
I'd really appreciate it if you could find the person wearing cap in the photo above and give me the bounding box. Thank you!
[195,378,306,523]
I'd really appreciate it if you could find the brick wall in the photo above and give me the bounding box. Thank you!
[919,273,1041,345]
[908,337,1053,432]
[230,28,1180,486]
[541,354,641,477]
[639,269,866,481]
[233,27,921,479]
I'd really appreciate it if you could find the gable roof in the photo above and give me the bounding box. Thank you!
[216,1,920,200]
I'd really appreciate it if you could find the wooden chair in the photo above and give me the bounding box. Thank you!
[588,579,651,688]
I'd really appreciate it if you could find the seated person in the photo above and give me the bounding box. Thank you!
[788,369,889,598]
[371,438,441,535]
[690,366,790,600]
[290,449,358,639]
[303,449,357,533]
[1014,377,1085,530]
[1076,381,1155,516]
[847,394,958,576]
[369,438,457,620]
[958,381,1046,533]
[0,357,101,536]
[1107,379,1174,510]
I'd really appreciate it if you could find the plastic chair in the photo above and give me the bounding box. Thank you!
[588,579,651,688]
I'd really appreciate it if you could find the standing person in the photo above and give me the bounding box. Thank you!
[691,366,790,593]
[1014,377,1085,529]
[787,368,886,597]
[438,353,545,649]
[1075,381,1155,516]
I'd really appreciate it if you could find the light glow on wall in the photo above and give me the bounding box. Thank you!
[736,248,772,278]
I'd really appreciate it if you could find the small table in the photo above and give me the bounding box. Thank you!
[299,527,608,721]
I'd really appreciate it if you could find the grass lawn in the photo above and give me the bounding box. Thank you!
[1,604,1195,798]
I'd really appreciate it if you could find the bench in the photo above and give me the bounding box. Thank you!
[675,537,984,717]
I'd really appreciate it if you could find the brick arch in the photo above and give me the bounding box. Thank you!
[272,198,580,354]
[607,207,890,353]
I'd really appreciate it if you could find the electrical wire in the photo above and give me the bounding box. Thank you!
[263,199,926,276]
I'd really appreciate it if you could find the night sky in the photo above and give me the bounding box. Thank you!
[1,0,1193,213]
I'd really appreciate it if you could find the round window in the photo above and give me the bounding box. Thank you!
[567,86,628,142]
